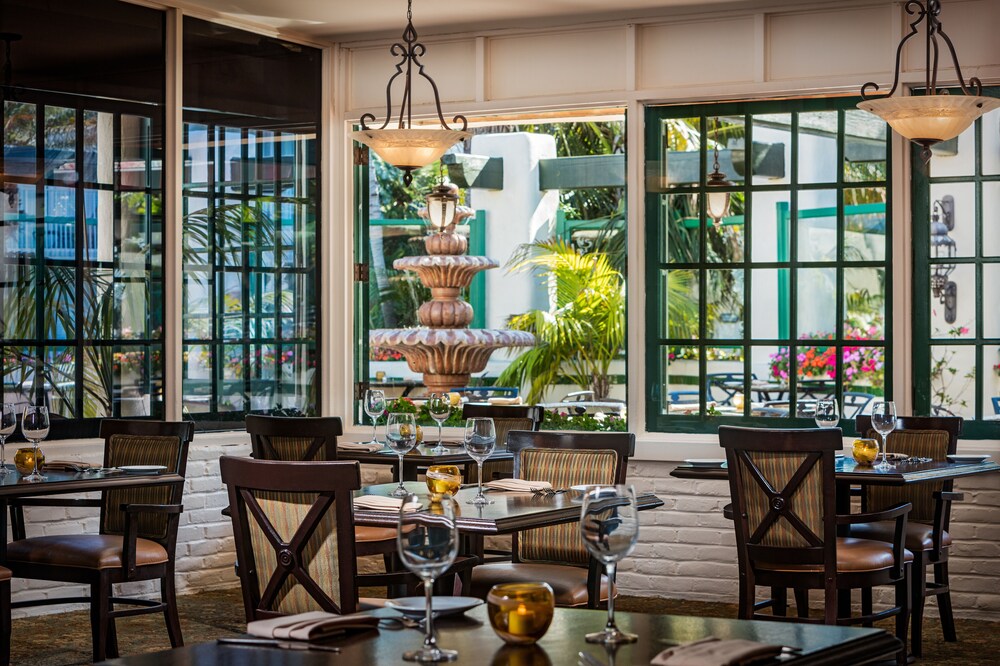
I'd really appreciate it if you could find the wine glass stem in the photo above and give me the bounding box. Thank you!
[605,562,617,631]
[438,423,443,446]
[31,440,39,476]
[0,436,5,468]
[422,576,437,649]
[477,461,484,499]
[398,455,406,490]
[372,419,378,444]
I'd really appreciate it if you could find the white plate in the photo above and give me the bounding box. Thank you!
[117,465,167,475]
[384,596,483,619]
[684,459,726,468]
[835,452,845,458]
[947,454,991,464]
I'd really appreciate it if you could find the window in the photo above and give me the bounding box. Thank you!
[645,98,891,432]
[912,87,1000,438]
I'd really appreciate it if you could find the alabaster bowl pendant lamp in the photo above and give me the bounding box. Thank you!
[857,0,1000,160]
[350,0,470,185]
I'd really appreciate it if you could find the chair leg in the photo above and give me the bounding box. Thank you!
[895,563,911,666]
[771,587,787,617]
[861,588,873,627]
[793,588,809,619]
[911,553,927,658]
[738,575,754,620]
[935,561,958,643]
[0,580,10,666]
[90,578,110,663]
[162,575,184,648]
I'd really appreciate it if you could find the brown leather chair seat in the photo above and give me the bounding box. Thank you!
[355,526,397,543]
[850,521,951,552]
[6,535,168,570]
[469,562,612,607]
[757,537,913,573]
[0,566,9,583]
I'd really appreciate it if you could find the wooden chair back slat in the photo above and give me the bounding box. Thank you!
[246,415,343,462]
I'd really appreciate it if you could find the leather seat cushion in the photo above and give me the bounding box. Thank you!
[6,535,168,570]
[355,525,397,543]
[850,520,951,552]
[469,563,611,607]
[0,566,10,582]
[756,537,913,573]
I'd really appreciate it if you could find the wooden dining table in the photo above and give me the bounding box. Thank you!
[96,604,901,665]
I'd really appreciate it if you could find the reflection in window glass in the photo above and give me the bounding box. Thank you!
[930,345,976,418]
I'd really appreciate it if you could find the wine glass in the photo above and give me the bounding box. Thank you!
[0,404,16,477]
[814,398,840,428]
[386,412,417,497]
[580,485,640,645]
[464,417,496,505]
[871,400,897,471]
[427,393,451,453]
[397,494,459,662]
[364,389,387,447]
[21,405,50,483]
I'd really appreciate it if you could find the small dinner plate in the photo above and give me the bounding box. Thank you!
[947,454,991,464]
[117,465,167,475]
[683,459,726,468]
[384,596,483,619]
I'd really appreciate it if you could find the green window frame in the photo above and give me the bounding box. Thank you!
[645,97,892,433]
[912,86,1000,439]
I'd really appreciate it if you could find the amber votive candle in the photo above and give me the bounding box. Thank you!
[487,582,555,645]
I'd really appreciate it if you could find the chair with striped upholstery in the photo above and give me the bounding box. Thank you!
[460,404,544,482]
[469,430,634,608]
[852,415,963,657]
[5,420,193,662]
[720,425,910,665]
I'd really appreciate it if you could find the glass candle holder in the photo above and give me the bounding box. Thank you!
[852,438,879,465]
[426,464,462,501]
[14,447,44,475]
[487,583,555,645]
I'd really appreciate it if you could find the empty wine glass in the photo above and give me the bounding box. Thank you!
[364,389,387,446]
[397,494,459,662]
[814,398,840,428]
[871,400,897,471]
[464,417,495,505]
[386,412,417,497]
[427,394,451,454]
[580,485,639,645]
[21,405,50,483]
[0,404,16,477]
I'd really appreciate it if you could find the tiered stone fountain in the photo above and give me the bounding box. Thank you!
[370,196,534,395]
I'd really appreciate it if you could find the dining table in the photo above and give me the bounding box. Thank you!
[96,604,902,665]
[339,441,515,482]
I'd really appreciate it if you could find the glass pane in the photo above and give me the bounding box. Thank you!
[660,269,698,339]
[44,347,77,419]
[706,213,743,263]
[183,269,212,340]
[797,267,836,340]
[2,184,36,258]
[844,267,885,340]
[4,101,37,177]
[185,124,210,186]
[843,109,887,182]
[750,268,787,340]
[219,127,242,188]
[661,345,699,415]
[83,268,114,341]
[44,186,76,261]
[984,345,1000,420]
[750,345,791,417]
[1,346,35,409]
[929,344,976,418]
[984,107,1000,176]
[0,266,36,339]
[752,113,791,186]
[796,189,837,262]
[221,273,243,339]
[84,189,114,263]
[929,122,975,178]
[844,188,886,261]
[709,115,744,185]
[984,182,1000,257]
[707,269,743,339]
[707,346,745,416]
[930,263,974,339]
[83,110,114,185]
[984,264,1000,338]
[842,345,884,401]
[44,267,76,339]
[931,182,974,258]
[751,190,790,263]
[662,193,699,263]
[182,344,212,414]
[651,117,700,191]
[44,106,76,182]
[798,111,838,184]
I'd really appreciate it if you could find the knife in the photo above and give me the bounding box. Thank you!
[217,637,341,652]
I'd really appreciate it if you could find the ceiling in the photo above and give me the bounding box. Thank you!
[174,0,775,43]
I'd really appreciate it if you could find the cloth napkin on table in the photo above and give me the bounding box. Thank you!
[339,441,385,452]
[352,495,421,512]
[483,478,552,492]
[650,637,784,666]
[41,460,98,472]
[248,611,379,642]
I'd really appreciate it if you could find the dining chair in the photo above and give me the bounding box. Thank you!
[4,419,194,662]
[719,425,911,665]
[468,430,635,609]
[853,415,963,657]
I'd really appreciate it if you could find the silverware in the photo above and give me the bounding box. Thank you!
[578,651,606,666]
[217,637,341,652]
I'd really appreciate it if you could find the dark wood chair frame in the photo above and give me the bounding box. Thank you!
[855,415,963,656]
[246,414,343,462]
[719,425,910,665]
[4,419,194,662]
[0,570,9,666]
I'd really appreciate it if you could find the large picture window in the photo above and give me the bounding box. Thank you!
[645,98,891,432]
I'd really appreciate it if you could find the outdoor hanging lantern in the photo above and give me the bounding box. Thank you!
[705,118,733,225]
[349,0,470,185]
[1,33,22,208]
[857,0,1000,161]
[425,182,459,233]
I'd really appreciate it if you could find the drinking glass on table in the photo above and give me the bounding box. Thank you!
[0,404,16,476]
[580,485,639,645]
[814,398,840,428]
[21,405,50,483]
[363,389,386,446]
[464,417,495,505]
[386,412,418,497]
[871,400,897,471]
[427,393,451,453]
[397,494,459,663]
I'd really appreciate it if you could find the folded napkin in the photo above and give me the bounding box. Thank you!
[339,441,385,452]
[487,396,523,405]
[41,460,97,472]
[352,495,421,512]
[484,478,552,492]
[248,611,379,642]
[651,638,784,666]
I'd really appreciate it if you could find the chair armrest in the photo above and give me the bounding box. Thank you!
[930,491,964,556]
[839,502,910,580]
[121,503,183,515]
[9,498,102,508]
[121,503,183,579]
[933,491,964,502]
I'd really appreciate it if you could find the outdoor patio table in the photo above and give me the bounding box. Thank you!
[339,442,514,482]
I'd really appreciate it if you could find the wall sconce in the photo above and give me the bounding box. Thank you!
[857,1,1000,161]
[930,195,957,323]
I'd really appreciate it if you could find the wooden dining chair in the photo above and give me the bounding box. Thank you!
[4,419,194,662]
[468,430,635,609]
[853,415,963,657]
[719,425,911,665]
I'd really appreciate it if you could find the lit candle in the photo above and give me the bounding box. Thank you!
[507,603,535,635]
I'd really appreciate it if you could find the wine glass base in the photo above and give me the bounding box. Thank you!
[22,472,46,482]
[874,461,895,471]
[402,647,457,662]
[0,465,8,477]
[391,485,410,498]
[466,494,494,505]
[585,628,638,645]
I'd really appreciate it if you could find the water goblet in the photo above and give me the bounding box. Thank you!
[386,412,417,497]
[464,417,496,505]
[364,389,387,446]
[0,404,16,477]
[427,393,451,453]
[580,485,640,644]
[21,405,50,483]
[814,398,840,429]
[397,494,459,663]
[871,400,897,471]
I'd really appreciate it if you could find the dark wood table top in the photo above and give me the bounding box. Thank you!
[354,482,664,535]
[97,605,900,666]
[0,465,184,498]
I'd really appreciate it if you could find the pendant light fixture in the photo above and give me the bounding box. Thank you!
[857,0,1000,161]
[705,118,732,226]
[350,0,470,185]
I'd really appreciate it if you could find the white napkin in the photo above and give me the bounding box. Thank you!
[352,495,421,511]
[339,441,385,452]
[248,611,379,642]
[650,637,784,666]
[487,396,523,405]
[484,478,552,492]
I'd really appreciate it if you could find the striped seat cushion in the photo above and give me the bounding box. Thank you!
[267,436,324,461]
[102,434,181,542]
[741,451,824,549]
[865,429,949,523]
